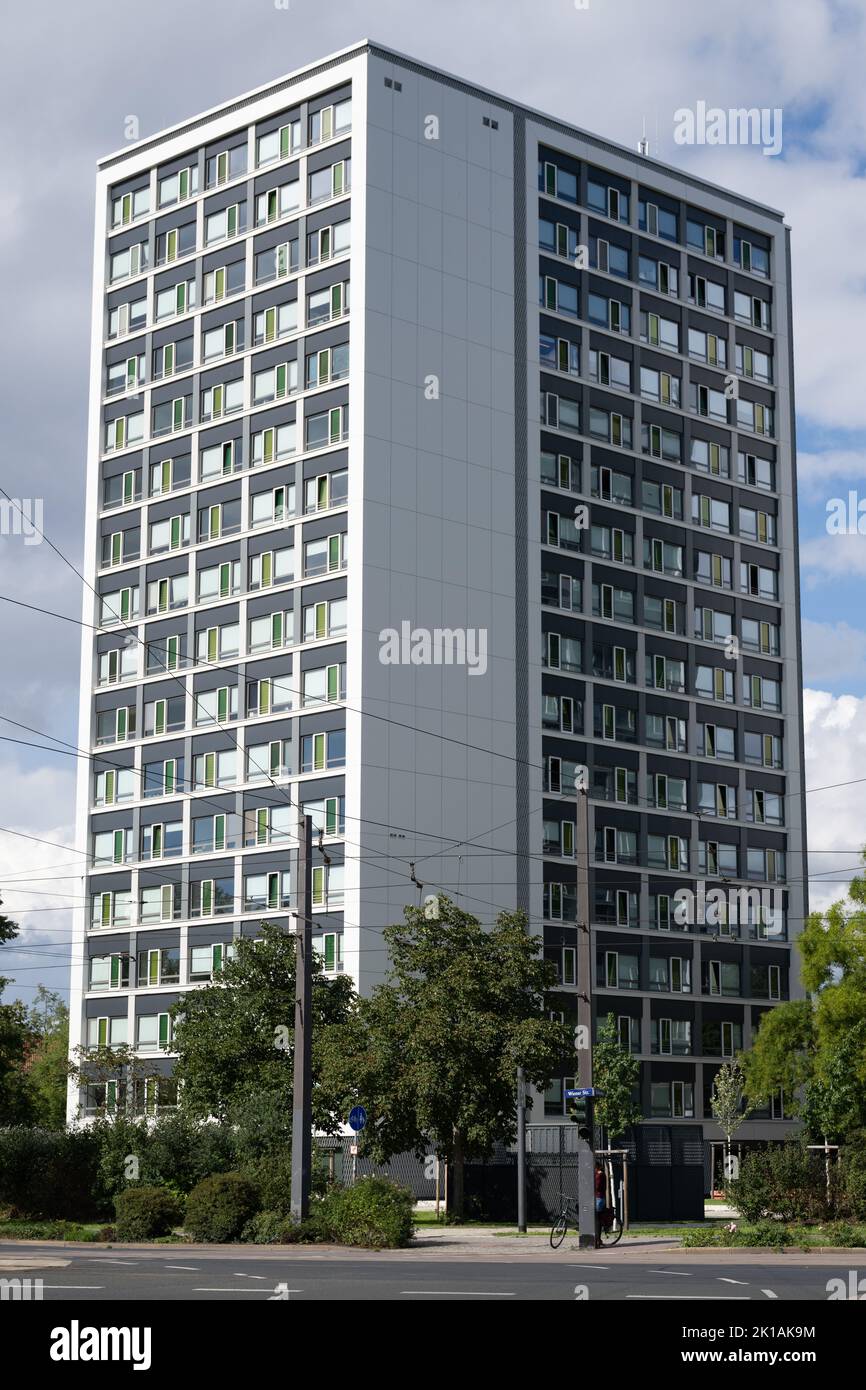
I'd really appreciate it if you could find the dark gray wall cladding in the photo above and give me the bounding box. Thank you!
[513,111,529,919]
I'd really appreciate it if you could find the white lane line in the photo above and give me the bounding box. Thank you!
[627,1295,750,1300]
[569,1263,610,1269]
[650,1269,692,1277]
[193,1287,291,1294]
[91,1258,139,1265]
[400,1290,516,1297]
[234,1273,268,1279]
[40,1284,105,1290]
[719,1277,749,1285]
[165,1265,199,1271]
[762,1289,779,1299]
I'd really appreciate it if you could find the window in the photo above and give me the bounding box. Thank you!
[254,300,298,345]
[255,240,299,283]
[255,180,300,226]
[306,404,349,449]
[304,533,346,576]
[309,159,351,203]
[302,663,346,706]
[307,281,349,325]
[257,121,302,166]
[300,729,346,772]
[640,311,679,352]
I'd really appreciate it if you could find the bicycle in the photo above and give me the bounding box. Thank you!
[549,1196,624,1249]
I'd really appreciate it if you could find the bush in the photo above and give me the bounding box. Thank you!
[318,1177,414,1249]
[680,1225,731,1247]
[114,1186,182,1241]
[837,1145,866,1222]
[141,1114,236,1196]
[184,1172,260,1242]
[733,1220,789,1248]
[728,1144,828,1223]
[0,1127,104,1220]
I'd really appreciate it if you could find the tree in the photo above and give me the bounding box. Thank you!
[744,858,866,1131]
[170,923,355,1129]
[710,1059,755,1178]
[0,898,35,1125]
[317,898,574,1219]
[799,1023,866,1144]
[592,1013,641,1145]
[741,998,816,1114]
[24,987,69,1129]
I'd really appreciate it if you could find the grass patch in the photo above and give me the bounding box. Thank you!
[680,1220,866,1249]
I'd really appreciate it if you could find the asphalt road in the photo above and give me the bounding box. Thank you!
[0,1243,860,1300]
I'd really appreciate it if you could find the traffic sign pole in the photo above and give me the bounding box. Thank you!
[575,781,596,1249]
[348,1106,367,1188]
[290,812,313,1223]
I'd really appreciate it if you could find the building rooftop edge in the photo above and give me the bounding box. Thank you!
[96,36,786,222]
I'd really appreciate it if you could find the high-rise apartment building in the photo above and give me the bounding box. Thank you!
[68,41,805,1159]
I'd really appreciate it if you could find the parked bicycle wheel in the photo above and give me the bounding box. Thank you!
[598,1206,623,1246]
[550,1210,569,1249]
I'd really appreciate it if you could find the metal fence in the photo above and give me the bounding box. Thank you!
[316,1125,708,1222]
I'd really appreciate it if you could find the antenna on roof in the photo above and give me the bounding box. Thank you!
[637,117,650,158]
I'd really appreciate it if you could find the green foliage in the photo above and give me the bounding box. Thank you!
[710,1059,755,1145]
[240,1209,297,1244]
[114,1186,182,1241]
[728,1144,828,1223]
[23,988,69,1129]
[593,1014,641,1141]
[800,1023,866,1143]
[836,1134,866,1221]
[317,898,574,1216]
[184,1172,260,1242]
[0,1126,104,1219]
[680,1225,733,1247]
[742,999,816,1114]
[171,925,355,1127]
[318,1176,414,1249]
[0,902,36,1126]
[139,1112,235,1195]
[0,1220,115,1242]
[90,1116,151,1203]
[745,866,866,1126]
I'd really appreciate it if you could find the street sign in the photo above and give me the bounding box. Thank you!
[348,1105,367,1132]
[565,1087,605,1099]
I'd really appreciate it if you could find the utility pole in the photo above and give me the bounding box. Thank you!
[290,811,313,1223]
[516,1065,527,1233]
[574,778,596,1249]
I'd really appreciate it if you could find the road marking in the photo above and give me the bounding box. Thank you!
[650,1269,692,1277]
[40,1285,105,1290]
[91,1258,139,1265]
[719,1277,749,1285]
[234,1273,268,1279]
[400,1290,516,1297]
[627,1295,750,1300]
[193,1288,292,1294]
[762,1289,779,1299]
[165,1265,199,1271]
[569,1264,610,1269]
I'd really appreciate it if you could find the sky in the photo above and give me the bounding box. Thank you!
[1,0,865,1004]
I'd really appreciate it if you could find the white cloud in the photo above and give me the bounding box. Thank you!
[799,532,866,582]
[803,688,866,914]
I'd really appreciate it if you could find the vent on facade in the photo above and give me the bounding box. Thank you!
[384,77,402,91]
[482,116,499,129]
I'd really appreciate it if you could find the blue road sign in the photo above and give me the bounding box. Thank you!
[565,1088,605,1099]
[348,1105,367,1132]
